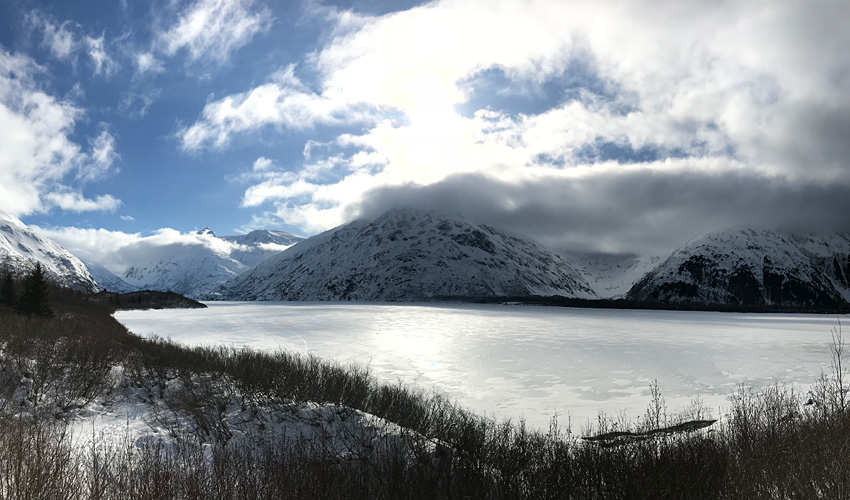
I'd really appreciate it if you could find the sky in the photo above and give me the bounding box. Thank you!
[2,0,850,271]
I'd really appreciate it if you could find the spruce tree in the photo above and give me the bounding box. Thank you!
[18,263,53,317]
[0,270,15,308]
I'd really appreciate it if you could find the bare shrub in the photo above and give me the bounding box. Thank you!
[0,418,83,500]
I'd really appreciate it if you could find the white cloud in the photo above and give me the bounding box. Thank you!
[252,157,273,171]
[178,0,850,248]
[234,212,287,234]
[0,49,121,217]
[0,50,80,215]
[178,65,377,151]
[85,35,117,76]
[26,10,118,77]
[157,0,273,64]
[256,241,292,253]
[36,17,78,61]
[79,128,119,182]
[120,215,135,222]
[45,191,121,213]
[313,0,576,112]
[135,52,164,75]
[33,227,144,273]
[38,225,245,275]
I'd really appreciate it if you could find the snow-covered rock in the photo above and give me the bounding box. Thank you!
[121,228,304,299]
[220,208,596,301]
[627,229,850,308]
[0,210,98,292]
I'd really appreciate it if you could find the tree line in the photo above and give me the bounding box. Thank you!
[1,262,53,317]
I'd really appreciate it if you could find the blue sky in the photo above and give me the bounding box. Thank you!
[2,0,850,270]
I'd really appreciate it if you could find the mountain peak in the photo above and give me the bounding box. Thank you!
[221,209,596,301]
[197,227,216,237]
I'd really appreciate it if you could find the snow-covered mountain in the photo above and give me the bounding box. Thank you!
[791,233,850,303]
[83,261,137,293]
[626,229,850,309]
[0,211,98,292]
[121,228,303,298]
[220,208,596,301]
[222,230,304,267]
[567,252,664,299]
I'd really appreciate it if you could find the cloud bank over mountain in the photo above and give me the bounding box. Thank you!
[186,0,850,253]
[1,0,848,256]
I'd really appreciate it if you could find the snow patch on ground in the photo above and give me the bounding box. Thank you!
[60,371,420,464]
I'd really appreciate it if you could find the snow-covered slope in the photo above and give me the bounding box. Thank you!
[83,261,137,293]
[567,252,664,299]
[0,211,98,292]
[121,228,304,299]
[627,229,850,308]
[222,229,304,268]
[790,233,850,303]
[221,208,596,301]
[122,247,249,299]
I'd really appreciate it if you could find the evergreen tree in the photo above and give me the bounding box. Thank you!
[18,263,53,317]
[0,270,14,308]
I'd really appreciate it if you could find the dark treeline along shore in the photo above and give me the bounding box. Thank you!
[453,295,850,315]
[0,274,849,499]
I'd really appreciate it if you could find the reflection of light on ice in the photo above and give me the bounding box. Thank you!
[116,302,844,431]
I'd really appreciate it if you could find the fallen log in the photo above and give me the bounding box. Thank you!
[582,419,717,447]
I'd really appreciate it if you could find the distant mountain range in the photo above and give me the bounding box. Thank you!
[4,208,850,311]
[119,228,304,298]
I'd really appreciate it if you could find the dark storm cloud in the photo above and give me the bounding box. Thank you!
[351,169,850,255]
[768,103,850,176]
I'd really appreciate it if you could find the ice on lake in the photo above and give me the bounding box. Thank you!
[115,302,847,430]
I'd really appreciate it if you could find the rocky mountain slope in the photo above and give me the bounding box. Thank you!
[220,208,596,301]
[121,228,303,298]
[0,211,98,292]
[627,229,850,309]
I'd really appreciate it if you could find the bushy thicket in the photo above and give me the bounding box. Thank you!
[0,288,849,499]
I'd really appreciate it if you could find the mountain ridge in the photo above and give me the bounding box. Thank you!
[0,211,98,292]
[218,208,596,301]
[9,207,848,311]
[626,228,850,309]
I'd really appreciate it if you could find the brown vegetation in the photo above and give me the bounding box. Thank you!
[0,287,848,498]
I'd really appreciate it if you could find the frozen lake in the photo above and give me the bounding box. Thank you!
[115,302,847,430]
